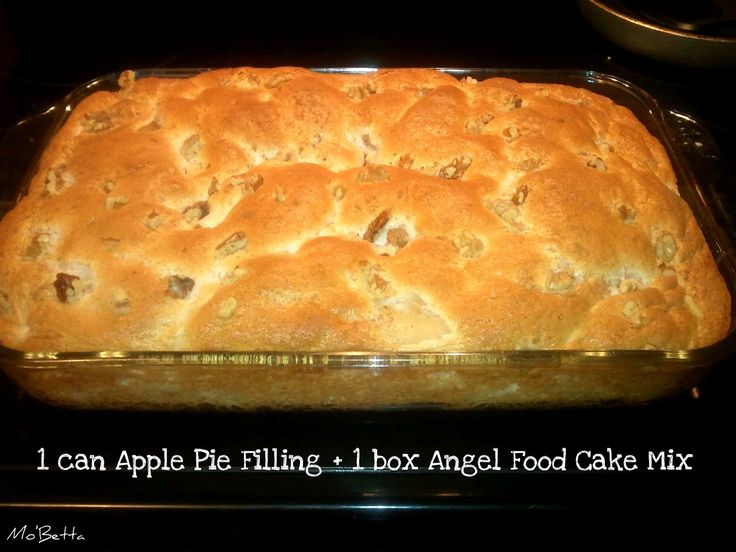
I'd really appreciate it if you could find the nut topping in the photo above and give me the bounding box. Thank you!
[167,275,195,299]
[215,232,248,258]
[53,273,79,303]
[183,201,210,223]
[363,210,390,243]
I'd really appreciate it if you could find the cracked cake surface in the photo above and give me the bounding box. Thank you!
[0,67,730,352]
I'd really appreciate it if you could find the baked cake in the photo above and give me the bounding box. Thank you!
[0,67,730,352]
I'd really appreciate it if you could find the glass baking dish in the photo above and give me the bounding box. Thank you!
[0,67,734,410]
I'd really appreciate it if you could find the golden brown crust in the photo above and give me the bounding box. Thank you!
[0,68,730,352]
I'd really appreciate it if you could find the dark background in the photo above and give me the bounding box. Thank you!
[0,1,734,546]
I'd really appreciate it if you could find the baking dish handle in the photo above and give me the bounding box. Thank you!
[665,109,736,228]
[0,105,60,208]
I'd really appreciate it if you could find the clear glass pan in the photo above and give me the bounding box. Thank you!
[1,68,734,409]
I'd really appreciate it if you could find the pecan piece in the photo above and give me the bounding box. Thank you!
[180,134,202,162]
[512,184,529,206]
[106,196,129,209]
[387,227,410,249]
[82,111,115,133]
[465,113,494,134]
[53,273,79,303]
[357,165,390,183]
[515,158,542,172]
[502,126,520,143]
[208,177,220,196]
[363,210,390,243]
[43,166,74,196]
[346,81,377,100]
[24,233,51,259]
[655,232,678,264]
[438,156,472,180]
[113,288,131,314]
[622,300,642,326]
[491,199,520,223]
[586,155,607,172]
[332,186,346,201]
[452,231,484,259]
[183,200,210,223]
[618,205,636,224]
[397,153,415,169]
[215,232,248,258]
[499,94,523,112]
[265,73,292,88]
[274,185,286,203]
[230,173,264,193]
[218,297,238,319]
[547,270,576,293]
[244,174,264,192]
[146,211,164,230]
[167,275,195,299]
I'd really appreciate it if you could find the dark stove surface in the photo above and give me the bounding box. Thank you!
[0,1,734,545]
